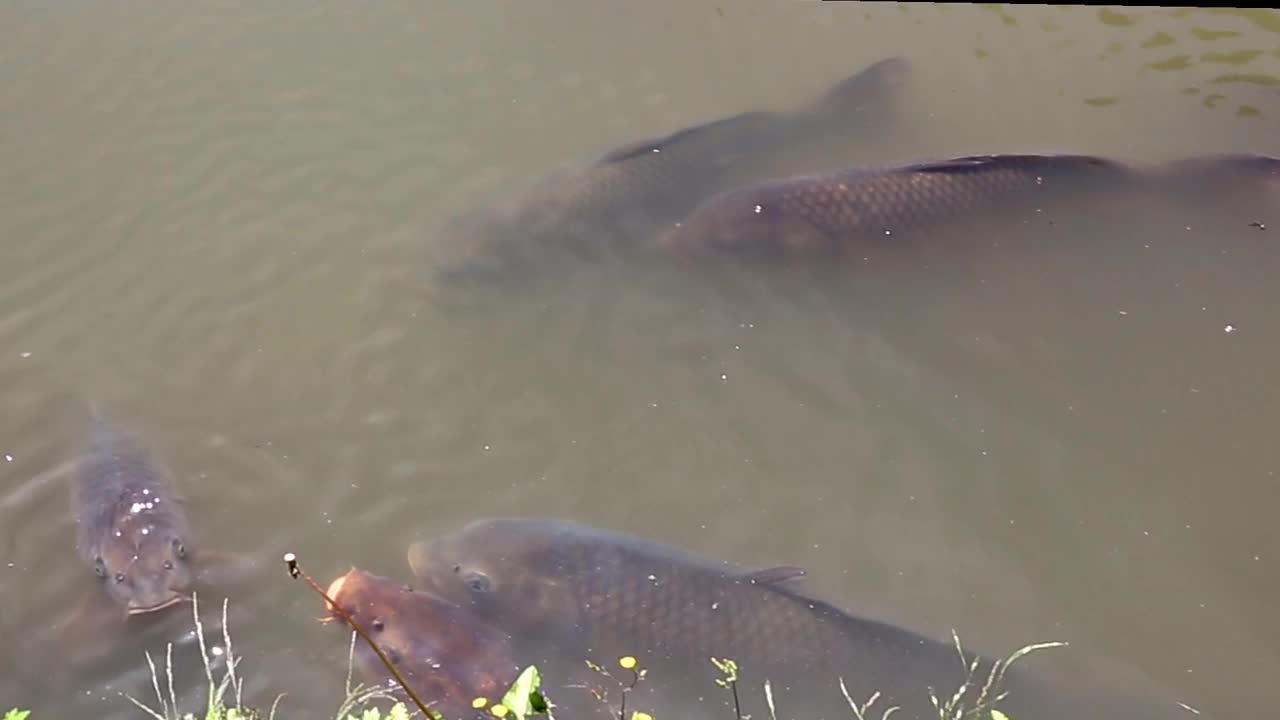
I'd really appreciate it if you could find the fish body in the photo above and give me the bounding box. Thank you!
[657,153,1138,262]
[437,57,912,284]
[72,407,194,616]
[1155,152,1279,186]
[407,518,1067,720]
[323,567,524,720]
[1151,152,1279,212]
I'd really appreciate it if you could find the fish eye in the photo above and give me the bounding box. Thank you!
[372,618,385,632]
[162,560,174,570]
[94,558,107,577]
[114,572,127,584]
[463,572,491,594]
[173,539,187,558]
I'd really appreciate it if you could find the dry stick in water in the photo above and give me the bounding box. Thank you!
[282,552,436,718]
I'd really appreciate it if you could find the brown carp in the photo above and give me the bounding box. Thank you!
[436,57,912,284]
[406,518,1071,720]
[656,153,1139,262]
[323,567,523,720]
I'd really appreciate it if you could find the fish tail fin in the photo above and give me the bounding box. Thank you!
[807,56,912,121]
[1103,154,1280,220]
[1149,153,1280,195]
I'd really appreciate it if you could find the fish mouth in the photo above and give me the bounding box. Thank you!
[318,568,356,624]
[405,541,428,578]
[405,540,442,592]
[327,572,348,599]
[126,593,189,615]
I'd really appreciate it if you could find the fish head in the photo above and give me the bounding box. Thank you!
[96,529,194,616]
[406,519,581,634]
[324,567,518,716]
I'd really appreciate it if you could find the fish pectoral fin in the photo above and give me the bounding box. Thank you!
[50,589,129,666]
[740,565,808,587]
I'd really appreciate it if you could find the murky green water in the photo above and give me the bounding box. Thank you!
[1,3,1277,719]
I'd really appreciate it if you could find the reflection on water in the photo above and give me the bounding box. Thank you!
[0,3,1277,719]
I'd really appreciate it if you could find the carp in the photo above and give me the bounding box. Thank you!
[436,57,912,284]
[406,517,1072,719]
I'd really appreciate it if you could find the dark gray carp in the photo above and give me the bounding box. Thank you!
[656,153,1137,262]
[323,567,526,720]
[73,406,195,616]
[1155,152,1278,188]
[436,57,912,284]
[1153,152,1279,215]
[53,405,254,666]
[656,151,1280,263]
[406,518,1073,720]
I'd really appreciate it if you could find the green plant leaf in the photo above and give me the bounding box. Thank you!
[501,665,544,720]
[3,710,32,720]
[387,703,411,720]
[991,711,1010,720]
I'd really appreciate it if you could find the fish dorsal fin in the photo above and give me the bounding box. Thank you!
[739,565,807,587]
[910,155,1006,172]
[596,111,770,165]
[907,154,1111,176]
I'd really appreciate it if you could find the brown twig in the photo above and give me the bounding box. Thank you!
[282,552,436,719]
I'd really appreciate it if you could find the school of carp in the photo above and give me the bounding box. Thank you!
[52,54,1276,720]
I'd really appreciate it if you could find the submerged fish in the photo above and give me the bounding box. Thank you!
[437,57,912,284]
[1155,152,1279,185]
[323,567,524,720]
[55,404,254,665]
[73,407,196,616]
[1153,152,1279,213]
[656,153,1138,262]
[406,518,1069,720]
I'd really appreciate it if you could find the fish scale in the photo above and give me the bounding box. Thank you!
[411,519,1179,717]
[658,153,1138,260]
[419,520,977,691]
[569,544,855,667]
[410,518,1018,719]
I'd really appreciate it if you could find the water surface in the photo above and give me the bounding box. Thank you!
[1,3,1277,718]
